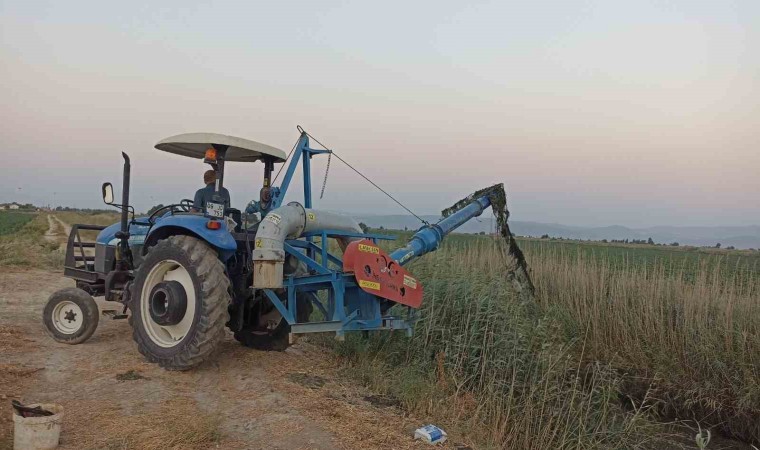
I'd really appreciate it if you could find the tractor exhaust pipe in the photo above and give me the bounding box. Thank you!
[252,202,361,288]
[116,152,131,267]
[119,152,130,237]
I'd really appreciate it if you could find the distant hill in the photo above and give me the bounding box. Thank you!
[354,214,760,249]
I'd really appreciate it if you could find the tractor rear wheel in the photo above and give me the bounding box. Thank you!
[43,288,99,344]
[130,235,230,370]
[233,291,314,351]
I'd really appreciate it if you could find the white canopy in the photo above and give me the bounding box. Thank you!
[155,133,287,163]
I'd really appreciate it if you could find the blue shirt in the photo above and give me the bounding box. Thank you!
[193,184,231,211]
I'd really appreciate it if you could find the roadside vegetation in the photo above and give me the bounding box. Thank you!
[330,232,760,449]
[54,211,121,228]
[0,211,119,269]
[0,213,62,268]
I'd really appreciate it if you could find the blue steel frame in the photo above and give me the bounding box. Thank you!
[258,131,417,337]
[263,230,416,338]
[252,130,492,338]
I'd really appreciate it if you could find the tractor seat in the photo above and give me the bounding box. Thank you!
[155,133,287,163]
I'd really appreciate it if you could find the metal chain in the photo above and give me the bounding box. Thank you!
[319,150,332,199]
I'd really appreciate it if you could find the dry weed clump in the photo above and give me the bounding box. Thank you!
[63,397,221,450]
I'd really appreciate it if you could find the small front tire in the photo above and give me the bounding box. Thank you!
[43,288,99,344]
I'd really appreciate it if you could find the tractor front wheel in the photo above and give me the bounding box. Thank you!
[130,235,230,370]
[43,288,99,344]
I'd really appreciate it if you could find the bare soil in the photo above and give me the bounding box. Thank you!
[0,268,441,449]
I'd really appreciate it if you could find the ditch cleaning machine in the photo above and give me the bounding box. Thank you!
[43,128,517,370]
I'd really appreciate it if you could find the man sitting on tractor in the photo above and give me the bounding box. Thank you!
[193,169,231,212]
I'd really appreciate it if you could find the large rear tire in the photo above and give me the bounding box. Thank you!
[130,235,230,370]
[233,292,314,351]
[43,288,99,344]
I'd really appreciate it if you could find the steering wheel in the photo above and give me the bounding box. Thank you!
[148,199,196,223]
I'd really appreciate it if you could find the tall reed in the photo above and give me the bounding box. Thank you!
[335,240,663,448]
[525,242,760,443]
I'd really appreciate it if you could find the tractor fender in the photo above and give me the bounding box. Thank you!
[145,215,237,261]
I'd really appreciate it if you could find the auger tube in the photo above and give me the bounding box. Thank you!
[252,202,362,288]
[389,195,491,266]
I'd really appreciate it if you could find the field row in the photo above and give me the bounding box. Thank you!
[0,211,35,236]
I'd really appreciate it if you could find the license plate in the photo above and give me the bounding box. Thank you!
[205,202,224,218]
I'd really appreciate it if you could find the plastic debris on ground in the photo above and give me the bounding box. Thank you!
[414,424,447,445]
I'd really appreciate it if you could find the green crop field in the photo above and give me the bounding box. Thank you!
[0,211,35,236]
[399,230,760,279]
[517,237,760,279]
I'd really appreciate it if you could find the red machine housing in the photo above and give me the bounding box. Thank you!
[342,239,423,308]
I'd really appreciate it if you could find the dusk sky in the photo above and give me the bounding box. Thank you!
[1,0,758,227]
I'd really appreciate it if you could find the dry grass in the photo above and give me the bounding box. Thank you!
[62,397,222,450]
[0,214,63,268]
[528,244,760,444]
[54,211,121,228]
[261,344,431,449]
[332,242,665,449]
[55,211,120,241]
[0,211,120,269]
[331,237,759,448]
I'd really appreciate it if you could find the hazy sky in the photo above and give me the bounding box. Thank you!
[1,0,758,227]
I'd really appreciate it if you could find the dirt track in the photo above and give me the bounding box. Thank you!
[0,268,438,449]
[43,215,71,250]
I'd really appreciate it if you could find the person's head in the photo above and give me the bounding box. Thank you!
[203,169,216,186]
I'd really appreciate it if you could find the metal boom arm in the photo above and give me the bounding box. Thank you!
[389,195,491,266]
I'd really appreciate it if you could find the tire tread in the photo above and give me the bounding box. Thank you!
[130,235,230,370]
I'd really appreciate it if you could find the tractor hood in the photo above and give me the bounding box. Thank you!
[96,220,150,247]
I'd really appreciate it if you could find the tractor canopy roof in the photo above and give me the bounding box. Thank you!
[155,133,287,163]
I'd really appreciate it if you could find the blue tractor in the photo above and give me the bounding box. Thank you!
[43,129,525,370]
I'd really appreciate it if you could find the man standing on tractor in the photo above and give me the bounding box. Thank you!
[193,169,231,211]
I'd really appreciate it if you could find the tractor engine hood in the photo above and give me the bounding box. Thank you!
[252,202,361,288]
[96,220,150,247]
